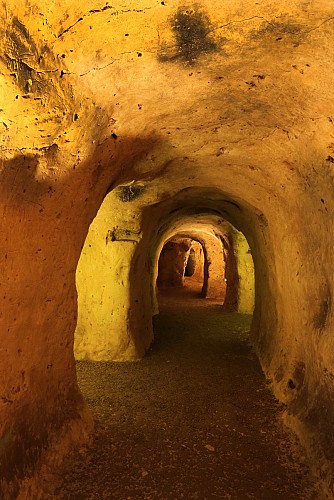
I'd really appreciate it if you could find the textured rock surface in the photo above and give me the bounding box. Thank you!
[0,0,334,495]
[234,230,255,312]
[76,202,254,361]
[157,238,192,289]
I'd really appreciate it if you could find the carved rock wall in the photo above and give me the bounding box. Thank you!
[0,0,334,495]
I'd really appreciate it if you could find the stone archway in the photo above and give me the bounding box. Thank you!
[1,0,334,495]
[74,196,255,364]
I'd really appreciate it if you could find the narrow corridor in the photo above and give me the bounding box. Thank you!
[58,292,318,499]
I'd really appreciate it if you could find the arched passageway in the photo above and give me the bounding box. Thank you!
[56,196,317,497]
[1,1,334,497]
[74,199,255,363]
[156,234,220,298]
[157,237,194,290]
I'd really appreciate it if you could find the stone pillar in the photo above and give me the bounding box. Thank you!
[201,234,227,301]
[75,193,151,361]
[233,231,255,313]
[221,235,239,311]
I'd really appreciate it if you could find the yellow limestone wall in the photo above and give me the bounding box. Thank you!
[234,230,255,313]
[75,188,146,361]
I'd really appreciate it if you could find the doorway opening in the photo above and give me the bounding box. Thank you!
[156,237,205,297]
[64,188,317,499]
[155,222,254,315]
[62,213,315,498]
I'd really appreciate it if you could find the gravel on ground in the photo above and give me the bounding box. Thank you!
[57,288,319,499]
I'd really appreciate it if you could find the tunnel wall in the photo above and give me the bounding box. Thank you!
[75,190,151,361]
[0,0,334,495]
[221,234,239,312]
[157,239,192,289]
[233,230,255,313]
[184,240,206,291]
[200,233,226,301]
[186,242,204,281]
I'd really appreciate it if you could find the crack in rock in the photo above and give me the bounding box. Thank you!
[58,4,154,39]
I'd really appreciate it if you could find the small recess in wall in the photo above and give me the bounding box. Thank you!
[116,184,145,202]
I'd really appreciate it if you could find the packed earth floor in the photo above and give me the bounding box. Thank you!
[57,287,319,499]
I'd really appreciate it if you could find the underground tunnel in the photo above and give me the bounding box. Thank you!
[0,0,334,498]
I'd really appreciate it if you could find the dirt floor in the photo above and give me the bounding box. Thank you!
[57,285,320,499]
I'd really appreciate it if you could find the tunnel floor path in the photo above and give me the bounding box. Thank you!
[58,288,319,499]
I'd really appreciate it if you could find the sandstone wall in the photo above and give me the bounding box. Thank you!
[157,238,192,289]
[233,230,255,313]
[185,242,203,279]
[0,0,334,495]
